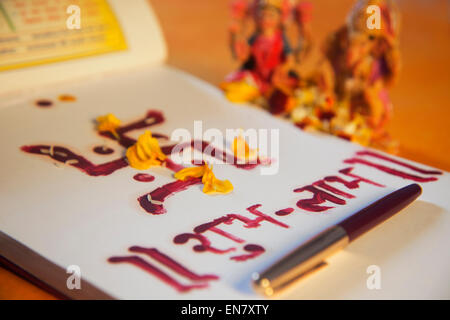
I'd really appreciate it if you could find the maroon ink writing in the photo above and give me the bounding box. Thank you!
[294,185,346,212]
[20,145,128,176]
[93,146,115,155]
[133,173,155,182]
[108,246,218,293]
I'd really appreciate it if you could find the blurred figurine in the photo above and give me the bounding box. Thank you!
[222,0,401,153]
[324,0,401,150]
[221,0,300,115]
[222,0,335,118]
[289,2,337,132]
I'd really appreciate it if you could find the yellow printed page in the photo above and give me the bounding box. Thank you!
[0,0,127,71]
[0,0,166,100]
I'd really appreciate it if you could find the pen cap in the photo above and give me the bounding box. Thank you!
[338,183,422,241]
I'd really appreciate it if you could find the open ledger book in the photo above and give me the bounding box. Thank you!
[1,0,449,299]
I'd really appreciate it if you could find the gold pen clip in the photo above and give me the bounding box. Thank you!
[252,226,349,297]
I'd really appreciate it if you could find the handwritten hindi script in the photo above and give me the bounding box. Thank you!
[20,109,443,293]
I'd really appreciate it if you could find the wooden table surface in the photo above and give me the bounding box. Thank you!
[1,0,449,299]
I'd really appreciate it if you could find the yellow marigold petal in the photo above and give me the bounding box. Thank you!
[126,130,166,169]
[58,94,77,102]
[351,127,372,146]
[126,146,152,170]
[232,135,258,161]
[203,177,234,195]
[222,81,259,103]
[148,136,166,161]
[174,165,206,181]
[136,142,148,162]
[174,163,233,195]
[201,164,233,195]
[96,114,121,133]
[136,131,150,155]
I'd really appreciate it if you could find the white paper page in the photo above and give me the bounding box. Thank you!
[0,65,449,299]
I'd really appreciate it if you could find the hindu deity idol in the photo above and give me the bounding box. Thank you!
[222,0,301,115]
[324,0,401,139]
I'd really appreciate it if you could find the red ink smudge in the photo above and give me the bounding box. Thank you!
[133,173,155,182]
[164,158,184,172]
[35,99,53,108]
[93,146,114,155]
[275,208,294,216]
